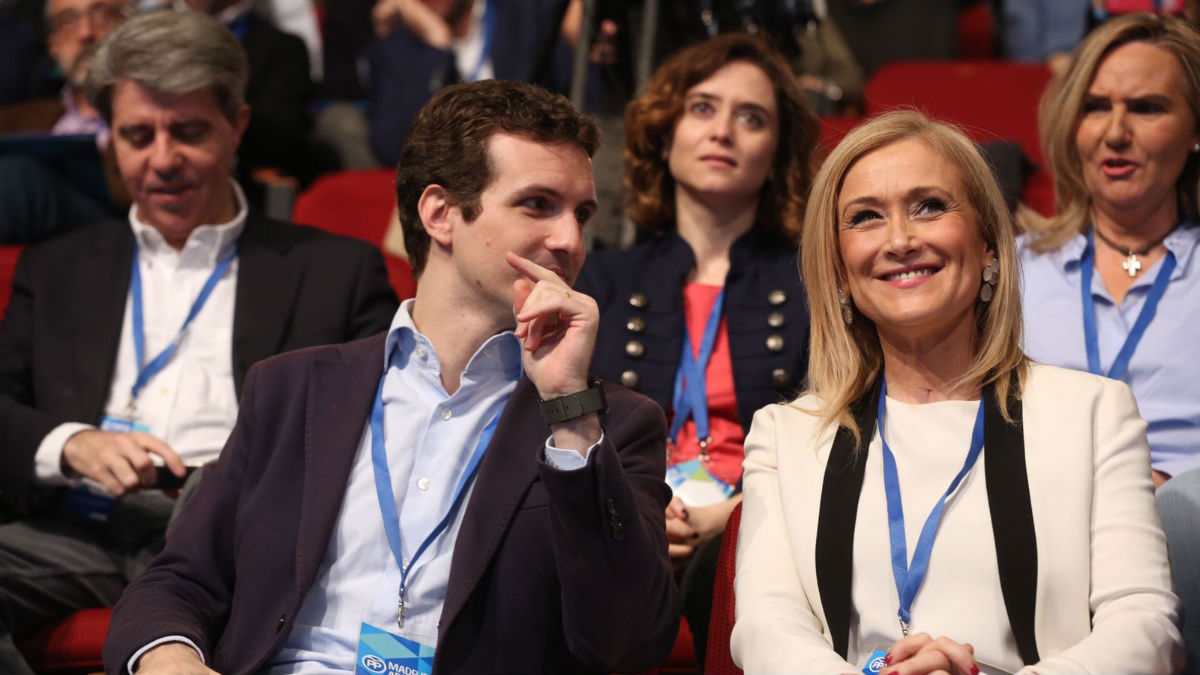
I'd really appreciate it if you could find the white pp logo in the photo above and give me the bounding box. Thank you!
[361,654,387,674]
[867,656,887,673]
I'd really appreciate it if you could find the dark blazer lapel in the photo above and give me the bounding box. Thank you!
[982,381,1040,665]
[438,377,542,638]
[294,333,387,594]
[74,224,135,421]
[815,376,881,659]
[232,214,302,396]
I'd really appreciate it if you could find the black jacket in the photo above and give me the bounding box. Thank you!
[0,213,398,511]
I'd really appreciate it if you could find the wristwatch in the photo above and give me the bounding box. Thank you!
[539,378,607,425]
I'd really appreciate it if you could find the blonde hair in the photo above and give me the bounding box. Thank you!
[800,110,1028,444]
[1032,12,1200,251]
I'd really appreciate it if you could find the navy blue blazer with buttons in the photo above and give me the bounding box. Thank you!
[101,332,680,675]
[574,229,810,436]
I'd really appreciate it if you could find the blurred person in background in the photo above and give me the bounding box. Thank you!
[0,12,397,673]
[1020,12,1200,669]
[573,32,816,669]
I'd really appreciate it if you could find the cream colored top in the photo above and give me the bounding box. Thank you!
[731,363,1182,675]
[850,397,1015,673]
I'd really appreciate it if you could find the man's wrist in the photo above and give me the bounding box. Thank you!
[130,638,205,674]
[534,376,591,402]
[538,378,606,426]
[547,413,603,456]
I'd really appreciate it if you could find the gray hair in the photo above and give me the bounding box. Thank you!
[84,9,248,123]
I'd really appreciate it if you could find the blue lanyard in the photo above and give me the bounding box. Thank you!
[668,288,725,447]
[127,242,236,411]
[1079,228,1176,381]
[227,12,251,41]
[369,374,500,629]
[878,378,985,636]
[466,0,496,82]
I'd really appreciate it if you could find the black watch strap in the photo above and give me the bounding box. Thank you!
[539,379,607,425]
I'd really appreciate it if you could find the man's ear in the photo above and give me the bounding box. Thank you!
[417,184,456,247]
[231,103,251,145]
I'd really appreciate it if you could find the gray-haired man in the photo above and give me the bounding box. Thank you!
[0,11,398,673]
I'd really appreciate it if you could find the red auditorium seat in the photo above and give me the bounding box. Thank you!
[865,60,1056,216]
[0,244,25,316]
[705,501,742,675]
[292,169,418,301]
[957,2,996,59]
[819,116,862,155]
[17,607,110,675]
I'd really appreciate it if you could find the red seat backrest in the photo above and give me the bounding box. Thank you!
[0,245,26,317]
[17,607,110,671]
[705,501,743,675]
[292,169,417,300]
[957,3,995,59]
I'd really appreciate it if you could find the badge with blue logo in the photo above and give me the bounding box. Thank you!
[665,458,735,506]
[861,648,889,675]
[355,622,434,675]
[100,415,151,435]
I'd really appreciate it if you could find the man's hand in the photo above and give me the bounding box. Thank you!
[508,252,597,400]
[508,252,601,453]
[881,633,979,675]
[372,0,453,47]
[61,429,185,497]
[134,642,218,675]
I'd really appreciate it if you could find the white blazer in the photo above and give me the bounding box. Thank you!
[731,363,1182,674]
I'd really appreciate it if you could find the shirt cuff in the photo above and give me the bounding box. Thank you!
[128,635,205,675]
[543,432,603,471]
[34,422,94,486]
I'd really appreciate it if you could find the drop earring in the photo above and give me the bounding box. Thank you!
[980,258,1000,303]
[837,287,853,324]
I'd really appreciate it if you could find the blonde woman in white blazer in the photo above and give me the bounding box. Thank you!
[731,111,1183,675]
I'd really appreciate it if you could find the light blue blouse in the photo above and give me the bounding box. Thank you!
[1019,223,1200,477]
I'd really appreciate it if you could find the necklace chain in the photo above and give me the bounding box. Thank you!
[1093,225,1174,278]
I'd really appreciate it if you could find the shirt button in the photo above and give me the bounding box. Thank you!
[417,477,431,491]
[416,347,427,358]
[441,409,453,421]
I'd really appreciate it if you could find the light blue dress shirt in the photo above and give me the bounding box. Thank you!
[258,299,592,674]
[1019,224,1200,476]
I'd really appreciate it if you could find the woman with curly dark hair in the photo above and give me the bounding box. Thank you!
[573,31,819,665]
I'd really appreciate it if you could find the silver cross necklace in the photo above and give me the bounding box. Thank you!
[1093,224,1174,278]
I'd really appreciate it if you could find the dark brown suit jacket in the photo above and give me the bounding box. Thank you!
[102,332,680,674]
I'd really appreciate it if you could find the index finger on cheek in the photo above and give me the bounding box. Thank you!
[505,252,560,285]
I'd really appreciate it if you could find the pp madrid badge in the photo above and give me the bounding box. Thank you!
[354,622,435,675]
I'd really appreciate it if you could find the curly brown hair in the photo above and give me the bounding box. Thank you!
[396,80,600,276]
[624,33,819,244]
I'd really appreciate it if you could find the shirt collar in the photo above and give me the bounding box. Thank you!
[128,179,248,264]
[384,298,523,382]
[54,85,109,147]
[1165,220,1200,279]
[171,0,254,24]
